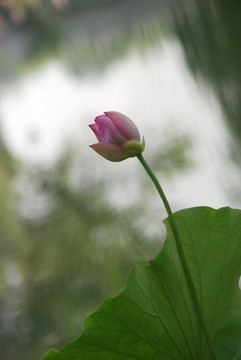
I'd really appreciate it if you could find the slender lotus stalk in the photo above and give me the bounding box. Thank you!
[89,111,216,360]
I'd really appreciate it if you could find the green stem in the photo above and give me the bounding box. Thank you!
[137,153,216,360]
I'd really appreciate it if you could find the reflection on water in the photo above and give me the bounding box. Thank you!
[0,0,241,359]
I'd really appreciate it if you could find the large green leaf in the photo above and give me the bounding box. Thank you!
[41,207,241,360]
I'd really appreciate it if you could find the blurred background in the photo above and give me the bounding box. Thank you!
[0,0,241,359]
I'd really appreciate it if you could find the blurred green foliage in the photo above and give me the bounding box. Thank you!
[173,0,241,144]
[172,0,241,203]
[0,0,167,77]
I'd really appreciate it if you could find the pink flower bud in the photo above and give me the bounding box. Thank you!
[89,111,145,162]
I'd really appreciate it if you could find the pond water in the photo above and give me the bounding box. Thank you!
[0,0,241,359]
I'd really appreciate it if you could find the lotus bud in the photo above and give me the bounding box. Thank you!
[89,111,145,162]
